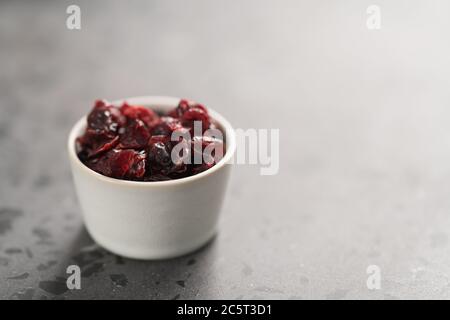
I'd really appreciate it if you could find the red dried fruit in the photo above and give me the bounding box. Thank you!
[169,99,207,117]
[191,135,224,165]
[77,99,225,181]
[168,99,188,118]
[146,137,188,177]
[87,149,146,179]
[120,103,158,128]
[182,107,210,130]
[191,162,214,175]
[117,119,150,150]
[150,117,183,136]
[77,129,119,158]
[88,100,125,134]
[148,141,172,167]
[148,135,171,145]
[169,99,210,132]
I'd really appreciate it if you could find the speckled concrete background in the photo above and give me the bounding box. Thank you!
[2,0,450,300]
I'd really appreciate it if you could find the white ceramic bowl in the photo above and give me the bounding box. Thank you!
[68,96,235,260]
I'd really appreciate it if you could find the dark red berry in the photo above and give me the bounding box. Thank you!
[77,129,119,158]
[117,119,150,150]
[87,149,146,179]
[88,100,125,134]
[191,162,214,175]
[169,100,210,130]
[120,103,158,128]
[148,141,172,167]
[150,117,183,136]
[182,107,210,131]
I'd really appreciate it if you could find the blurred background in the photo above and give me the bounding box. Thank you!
[1,0,450,299]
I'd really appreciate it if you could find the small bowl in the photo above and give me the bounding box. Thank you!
[67,96,236,259]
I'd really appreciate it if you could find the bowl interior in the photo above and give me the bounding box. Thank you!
[68,96,236,186]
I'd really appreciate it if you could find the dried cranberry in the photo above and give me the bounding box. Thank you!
[120,103,158,128]
[147,136,190,178]
[150,117,183,136]
[77,129,119,158]
[191,136,224,165]
[191,162,214,175]
[87,100,125,134]
[87,149,146,179]
[148,141,172,167]
[148,135,170,144]
[182,107,210,131]
[117,119,150,150]
[169,99,207,118]
[168,100,211,132]
[168,99,188,118]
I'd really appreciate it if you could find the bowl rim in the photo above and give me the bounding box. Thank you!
[67,96,236,187]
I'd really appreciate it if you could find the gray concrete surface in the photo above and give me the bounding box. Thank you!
[1,0,450,299]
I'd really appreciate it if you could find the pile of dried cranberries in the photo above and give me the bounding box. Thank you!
[76,99,225,181]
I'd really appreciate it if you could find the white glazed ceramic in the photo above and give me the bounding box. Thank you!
[68,96,236,260]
